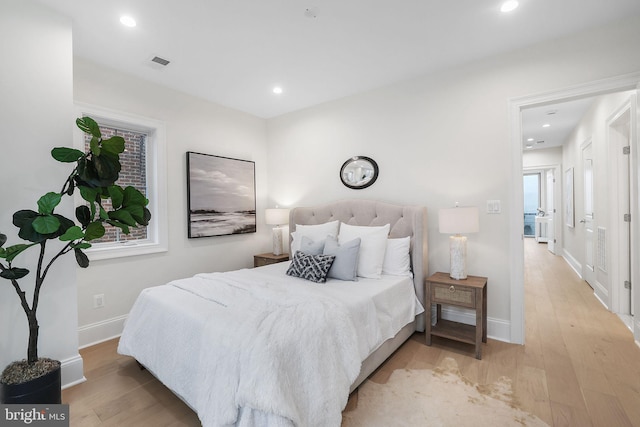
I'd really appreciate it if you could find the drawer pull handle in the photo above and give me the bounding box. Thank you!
[449,285,455,293]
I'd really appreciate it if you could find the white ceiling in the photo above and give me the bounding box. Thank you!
[521,97,596,151]
[37,0,640,119]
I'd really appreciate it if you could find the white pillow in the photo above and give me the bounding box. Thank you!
[290,220,340,254]
[382,237,413,277]
[338,222,390,279]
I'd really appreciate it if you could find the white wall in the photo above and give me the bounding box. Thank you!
[0,2,83,386]
[562,90,635,305]
[73,58,270,346]
[523,147,562,169]
[267,16,640,342]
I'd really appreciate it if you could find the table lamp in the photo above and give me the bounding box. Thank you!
[265,208,290,256]
[438,206,480,280]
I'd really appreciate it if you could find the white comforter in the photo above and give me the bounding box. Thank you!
[118,263,422,427]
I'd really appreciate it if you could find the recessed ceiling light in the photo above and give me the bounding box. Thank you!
[527,138,534,142]
[525,145,533,149]
[273,87,283,94]
[500,1,519,13]
[542,123,551,128]
[120,15,136,27]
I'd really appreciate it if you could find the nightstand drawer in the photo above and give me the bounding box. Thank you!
[254,253,289,267]
[432,283,475,308]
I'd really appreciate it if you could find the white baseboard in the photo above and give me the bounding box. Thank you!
[562,249,582,278]
[593,282,610,309]
[78,314,127,349]
[61,354,85,389]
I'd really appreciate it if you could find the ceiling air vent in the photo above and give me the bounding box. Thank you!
[151,56,170,66]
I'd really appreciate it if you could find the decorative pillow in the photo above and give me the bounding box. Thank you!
[290,220,340,254]
[286,251,336,283]
[323,236,361,281]
[382,237,413,277]
[338,223,390,279]
[300,235,326,255]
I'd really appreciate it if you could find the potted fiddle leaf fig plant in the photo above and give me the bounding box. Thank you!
[0,116,151,404]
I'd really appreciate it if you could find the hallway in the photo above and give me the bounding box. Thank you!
[523,238,640,425]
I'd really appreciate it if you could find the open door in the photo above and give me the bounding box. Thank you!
[546,168,555,254]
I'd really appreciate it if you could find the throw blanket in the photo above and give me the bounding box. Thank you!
[118,271,361,427]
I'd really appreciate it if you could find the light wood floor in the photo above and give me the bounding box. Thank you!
[63,239,640,426]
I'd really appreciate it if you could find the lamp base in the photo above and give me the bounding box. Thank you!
[272,226,283,256]
[449,235,467,280]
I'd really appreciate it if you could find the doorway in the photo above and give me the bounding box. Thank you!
[509,72,640,345]
[608,99,636,328]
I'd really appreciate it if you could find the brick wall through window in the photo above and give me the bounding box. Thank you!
[84,125,148,243]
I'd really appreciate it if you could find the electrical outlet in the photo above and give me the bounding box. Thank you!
[93,294,105,309]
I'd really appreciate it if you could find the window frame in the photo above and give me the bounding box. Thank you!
[73,103,168,260]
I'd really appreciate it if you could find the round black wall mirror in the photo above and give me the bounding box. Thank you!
[340,156,379,189]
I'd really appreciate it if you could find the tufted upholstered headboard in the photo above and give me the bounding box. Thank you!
[289,199,427,331]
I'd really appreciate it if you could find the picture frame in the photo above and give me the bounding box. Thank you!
[186,151,256,238]
[564,167,574,228]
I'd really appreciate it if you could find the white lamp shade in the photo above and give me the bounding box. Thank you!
[265,208,290,226]
[438,206,479,234]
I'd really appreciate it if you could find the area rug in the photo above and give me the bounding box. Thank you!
[342,357,549,427]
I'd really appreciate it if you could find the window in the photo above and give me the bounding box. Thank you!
[74,103,168,260]
[523,173,540,237]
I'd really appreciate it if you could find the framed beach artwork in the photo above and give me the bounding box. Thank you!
[186,151,256,238]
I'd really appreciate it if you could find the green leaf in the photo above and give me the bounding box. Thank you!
[76,116,101,138]
[90,137,101,157]
[76,158,100,188]
[59,226,84,242]
[74,248,89,268]
[108,185,124,209]
[79,186,99,204]
[4,244,35,262]
[71,242,91,250]
[51,147,85,163]
[93,153,121,185]
[122,186,147,207]
[0,267,30,280]
[125,205,145,223]
[106,220,130,235]
[32,215,61,234]
[141,208,152,226]
[17,218,46,243]
[84,221,105,241]
[0,234,6,248]
[108,209,136,227]
[75,205,91,227]
[65,179,75,196]
[101,136,126,154]
[37,192,62,215]
[13,210,38,228]
[99,206,109,220]
[54,214,75,237]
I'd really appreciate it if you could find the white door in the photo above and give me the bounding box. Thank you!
[546,169,555,254]
[610,105,633,316]
[582,142,596,288]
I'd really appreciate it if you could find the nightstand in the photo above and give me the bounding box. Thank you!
[253,252,289,267]
[425,272,487,359]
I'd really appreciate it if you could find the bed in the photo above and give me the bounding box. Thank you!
[118,199,427,426]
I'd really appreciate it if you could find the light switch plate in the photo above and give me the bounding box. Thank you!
[487,200,501,214]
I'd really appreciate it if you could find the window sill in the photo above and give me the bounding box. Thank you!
[86,241,168,261]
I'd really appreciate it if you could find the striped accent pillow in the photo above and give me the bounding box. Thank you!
[286,251,336,283]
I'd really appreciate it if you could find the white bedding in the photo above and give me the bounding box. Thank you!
[118,262,423,427]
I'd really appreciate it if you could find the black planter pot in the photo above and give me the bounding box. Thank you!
[0,364,61,404]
